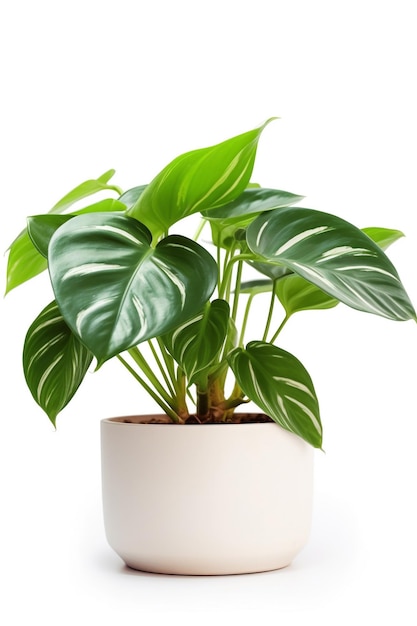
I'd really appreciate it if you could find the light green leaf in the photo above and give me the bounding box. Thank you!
[6,171,123,293]
[48,213,218,364]
[23,301,93,425]
[276,274,339,315]
[247,207,416,321]
[163,299,230,385]
[27,199,127,258]
[128,119,276,239]
[202,187,304,223]
[239,279,274,295]
[362,227,404,250]
[228,341,322,448]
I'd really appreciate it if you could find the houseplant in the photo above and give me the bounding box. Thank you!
[6,119,416,574]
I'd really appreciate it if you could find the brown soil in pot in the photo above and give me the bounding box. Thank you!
[113,414,274,425]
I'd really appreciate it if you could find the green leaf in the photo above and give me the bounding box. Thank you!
[163,299,230,385]
[23,301,93,425]
[202,187,304,223]
[362,227,404,250]
[128,119,276,238]
[6,171,123,293]
[239,279,274,295]
[118,185,147,210]
[27,199,127,257]
[228,341,322,448]
[247,207,416,321]
[48,169,121,215]
[275,274,339,316]
[48,213,218,364]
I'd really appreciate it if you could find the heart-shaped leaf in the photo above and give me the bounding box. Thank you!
[247,207,416,321]
[163,299,230,385]
[128,119,276,238]
[48,213,217,363]
[23,301,93,425]
[228,341,322,448]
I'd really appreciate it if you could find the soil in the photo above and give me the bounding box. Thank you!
[113,413,274,425]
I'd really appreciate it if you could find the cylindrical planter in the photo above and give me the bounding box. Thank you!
[101,415,314,575]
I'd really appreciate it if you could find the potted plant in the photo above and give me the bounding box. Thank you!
[6,119,416,575]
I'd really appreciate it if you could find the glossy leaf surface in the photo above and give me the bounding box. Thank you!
[163,299,230,385]
[247,207,415,321]
[6,171,122,293]
[276,274,339,315]
[27,199,126,257]
[128,119,275,238]
[228,341,322,448]
[202,187,303,223]
[118,185,147,210]
[23,301,93,425]
[48,213,217,363]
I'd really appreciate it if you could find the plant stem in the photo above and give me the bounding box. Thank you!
[156,337,178,391]
[239,293,254,347]
[117,355,182,423]
[194,218,207,241]
[128,347,176,408]
[231,260,243,322]
[148,339,176,397]
[219,253,253,299]
[262,280,277,341]
[270,314,290,343]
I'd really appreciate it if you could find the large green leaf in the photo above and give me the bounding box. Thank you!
[127,119,276,239]
[48,213,218,364]
[23,301,93,425]
[118,185,147,210]
[202,187,303,223]
[6,171,122,293]
[247,207,416,321]
[273,226,405,317]
[163,299,230,386]
[228,341,322,448]
[27,199,127,257]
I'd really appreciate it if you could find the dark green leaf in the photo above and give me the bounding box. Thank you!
[27,199,127,257]
[118,185,147,210]
[202,188,304,223]
[228,341,322,448]
[247,207,416,321]
[128,119,276,238]
[48,213,217,364]
[23,301,93,425]
[163,299,230,385]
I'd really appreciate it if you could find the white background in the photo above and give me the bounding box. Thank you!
[1,1,416,624]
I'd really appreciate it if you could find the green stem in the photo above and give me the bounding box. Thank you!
[128,347,176,408]
[270,314,290,343]
[156,337,178,391]
[239,293,255,347]
[117,355,182,423]
[231,260,243,322]
[262,280,277,341]
[148,339,176,397]
[219,254,254,299]
[194,218,207,241]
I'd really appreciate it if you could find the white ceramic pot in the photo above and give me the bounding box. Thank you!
[101,415,314,575]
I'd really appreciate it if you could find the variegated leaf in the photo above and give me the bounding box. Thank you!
[228,341,322,448]
[6,170,122,293]
[275,274,339,315]
[202,187,303,223]
[48,213,217,364]
[23,301,93,425]
[163,299,230,385]
[128,119,275,239]
[27,199,127,257]
[247,207,416,321]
